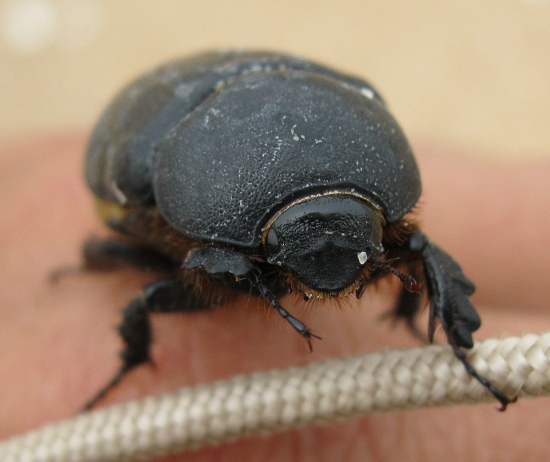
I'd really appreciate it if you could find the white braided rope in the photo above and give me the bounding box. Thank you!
[1,331,549,462]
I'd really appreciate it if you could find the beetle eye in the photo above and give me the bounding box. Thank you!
[266,228,280,255]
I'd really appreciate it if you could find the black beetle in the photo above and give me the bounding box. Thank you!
[80,50,514,410]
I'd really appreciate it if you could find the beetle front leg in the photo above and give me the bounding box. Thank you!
[408,231,479,347]
[408,230,515,410]
[245,270,321,351]
[184,246,319,350]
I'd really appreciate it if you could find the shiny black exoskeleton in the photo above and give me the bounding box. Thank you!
[81,50,514,410]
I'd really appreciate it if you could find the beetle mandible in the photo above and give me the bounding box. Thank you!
[80,50,514,410]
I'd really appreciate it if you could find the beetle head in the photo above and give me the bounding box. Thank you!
[264,194,384,295]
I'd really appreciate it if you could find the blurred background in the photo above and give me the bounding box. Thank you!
[0,0,549,160]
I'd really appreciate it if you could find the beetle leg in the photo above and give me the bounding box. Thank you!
[408,230,516,409]
[366,254,426,342]
[355,281,368,299]
[82,237,178,272]
[50,237,177,282]
[184,246,317,347]
[408,231,479,347]
[379,283,428,344]
[245,270,321,351]
[83,277,204,411]
[452,345,518,411]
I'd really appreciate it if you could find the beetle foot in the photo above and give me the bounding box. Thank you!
[81,364,134,412]
[294,324,323,352]
[246,270,321,351]
[452,345,517,411]
[48,265,84,284]
[270,302,322,351]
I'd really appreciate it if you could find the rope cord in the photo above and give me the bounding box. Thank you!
[1,331,549,462]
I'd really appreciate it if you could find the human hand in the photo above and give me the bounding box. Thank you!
[1,134,549,460]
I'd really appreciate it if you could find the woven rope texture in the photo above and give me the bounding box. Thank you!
[1,331,549,462]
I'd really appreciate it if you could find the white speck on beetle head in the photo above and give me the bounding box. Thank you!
[361,88,375,99]
[357,252,368,265]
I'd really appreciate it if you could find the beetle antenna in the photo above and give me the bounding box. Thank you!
[369,256,421,293]
[245,270,321,351]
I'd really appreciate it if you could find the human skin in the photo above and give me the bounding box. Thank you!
[1,133,549,461]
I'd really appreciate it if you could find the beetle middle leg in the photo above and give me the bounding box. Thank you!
[50,237,178,282]
[364,253,427,343]
[83,276,229,411]
[82,237,178,273]
[380,283,427,343]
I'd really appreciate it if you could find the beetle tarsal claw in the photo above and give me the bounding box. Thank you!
[451,345,517,410]
[48,265,84,284]
[301,329,322,352]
